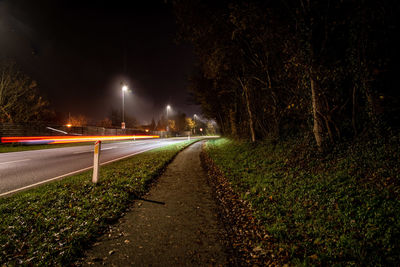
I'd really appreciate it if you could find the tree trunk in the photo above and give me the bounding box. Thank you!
[365,86,378,125]
[239,78,256,142]
[245,88,256,142]
[229,108,237,138]
[310,71,324,152]
[217,112,226,135]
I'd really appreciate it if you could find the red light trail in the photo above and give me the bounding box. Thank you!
[1,135,160,145]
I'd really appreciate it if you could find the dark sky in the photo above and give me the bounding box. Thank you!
[0,0,198,124]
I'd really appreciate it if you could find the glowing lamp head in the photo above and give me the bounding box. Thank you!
[145,129,149,133]
[167,105,171,110]
[122,85,128,92]
[66,124,72,128]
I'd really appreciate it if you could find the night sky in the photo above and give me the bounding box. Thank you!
[0,0,198,124]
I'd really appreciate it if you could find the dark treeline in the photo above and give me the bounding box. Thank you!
[173,0,399,151]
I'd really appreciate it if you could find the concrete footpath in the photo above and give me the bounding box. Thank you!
[81,141,228,266]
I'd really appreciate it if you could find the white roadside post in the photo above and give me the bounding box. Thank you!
[92,140,101,183]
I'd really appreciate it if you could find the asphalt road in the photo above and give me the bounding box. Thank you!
[0,138,195,197]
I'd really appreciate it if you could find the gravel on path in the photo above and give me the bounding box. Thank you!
[81,141,229,266]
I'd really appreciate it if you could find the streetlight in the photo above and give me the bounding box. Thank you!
[193,114,197,135]
[121,84,128,129]
[166,105,171,131]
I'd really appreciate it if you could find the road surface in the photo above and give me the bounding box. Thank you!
[0,138,195,197]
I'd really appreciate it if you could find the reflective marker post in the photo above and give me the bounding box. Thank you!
[92,140,101,183]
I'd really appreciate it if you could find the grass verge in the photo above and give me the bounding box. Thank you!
[204,137,400,266]
[0,140,197,265]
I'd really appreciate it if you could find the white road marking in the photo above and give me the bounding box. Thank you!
[0,159,31,165]
[72,147,116,154]
[101,147,116,151]
[0,146,159,197]
[100,146,158,165]
[73,151,89,154]
[130,142,147,145]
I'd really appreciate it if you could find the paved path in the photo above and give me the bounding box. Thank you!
[82,141,228,266]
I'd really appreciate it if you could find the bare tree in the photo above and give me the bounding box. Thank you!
[0,61,51,123]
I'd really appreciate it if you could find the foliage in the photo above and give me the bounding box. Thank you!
[69,115,88,126]
[96,117,112,128]
[156,115,167,131]
[173,0,399,148]
[168,119,176,131]
[205,121,216,135]
[110,108,137,128]
[185,117,195,132]
[204,137,400,265]
[173,111,187,132]
[0,140,196,265]
[155,111,205,134]
[0,61,53,123]
[149,118,156,131]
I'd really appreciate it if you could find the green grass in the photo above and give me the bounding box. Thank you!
[204,137,400,266]
[0,140,197,265]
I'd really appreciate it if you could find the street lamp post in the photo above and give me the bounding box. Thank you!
[166,105,171,132]
[122,85,128,129]
[193,114,197,135]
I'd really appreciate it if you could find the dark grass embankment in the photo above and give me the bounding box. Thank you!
[0,140,196,265]
[204,136,400,266]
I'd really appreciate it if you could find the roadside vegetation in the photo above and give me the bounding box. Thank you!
[175,1,399,264]
[204,136,400,266]
[173,0,399,150]
[0,140,196,265]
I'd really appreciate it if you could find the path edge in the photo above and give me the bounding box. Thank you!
[200,141,289,266]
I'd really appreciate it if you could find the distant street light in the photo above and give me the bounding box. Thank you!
[193,114,197,134]
[121,84,128,129]
[166,105,171,131]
